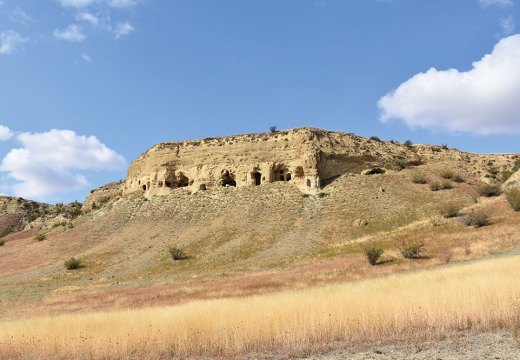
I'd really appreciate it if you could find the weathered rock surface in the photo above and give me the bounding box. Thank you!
[123,127,518,199]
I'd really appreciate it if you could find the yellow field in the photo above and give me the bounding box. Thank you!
[1,255,519,359]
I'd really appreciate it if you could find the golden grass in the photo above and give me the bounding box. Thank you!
[1,255,520,359]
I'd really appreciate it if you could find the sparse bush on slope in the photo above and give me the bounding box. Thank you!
[64,258,82,270]
[478,183,501,197]
[169,246,188,261]
[461,211,490,228]
[439,203,461,218]
[411,174,428,184]
[363,243,384,265]
[505,188,520,211]
[398,240,425,259]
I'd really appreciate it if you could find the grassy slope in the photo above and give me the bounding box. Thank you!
[1,156,519,319]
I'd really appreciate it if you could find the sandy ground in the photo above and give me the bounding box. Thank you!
[293,332,519,360]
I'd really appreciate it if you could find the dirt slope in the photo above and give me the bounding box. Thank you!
[1,132,520,318]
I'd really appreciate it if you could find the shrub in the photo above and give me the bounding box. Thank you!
[407,158,423,167]
[397,158,409,169]
[404,140,413,148]
[35,233,46,241]
[52,221,68,228]
[363,244,384,265]
[439,203,461,218]
[441,143,449,150]
[169,246,188,261]
[0,239,4,246]
[269,126,277,133]
[441,180,453,189]
[398,240,425,259]
[369,136,381,142]
[505,188,520,211]
[512,159,520,173]
[0,229,11,238]
[452,174,465,183]
[318,192,329,198]
[500,170,513,183]
[461,210,490,228]
[429,181,442,191]
[440,169,454,179]
[478,183,501,197]
[411,174,428,184]
[64,257,82,270]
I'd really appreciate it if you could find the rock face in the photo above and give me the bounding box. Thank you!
[123,127,420,196]
[0,196,50,235]
[83,182,124,212]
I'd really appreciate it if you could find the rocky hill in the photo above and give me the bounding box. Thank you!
[1,127,519,318]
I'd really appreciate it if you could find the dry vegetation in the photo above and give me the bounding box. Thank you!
[1,254,519,359]
[0,144,519,358]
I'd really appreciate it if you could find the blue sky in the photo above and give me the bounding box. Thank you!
[0,0,519,203]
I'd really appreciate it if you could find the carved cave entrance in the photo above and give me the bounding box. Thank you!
[165,171,190,188]
[253,171,262,186]
[272,164,292,182]
[221,171,237,187]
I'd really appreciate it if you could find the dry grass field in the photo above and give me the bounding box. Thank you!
[1,150,520,358]
[1,254,519,359]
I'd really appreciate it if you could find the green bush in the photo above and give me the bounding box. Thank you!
[398,240,425,259]
[369,136,381,142]
[169,246,188,261]
[461,210,490,228]
[439,203,461,218]
[318,192,329,198]
[64,257,82,270]
[35,233,46,241]
[404,140,413,148]
[478,183,501,197]
[505,188,520,211]
[411,174,428,184]
[0,239,5,246]
[363,244,384,265]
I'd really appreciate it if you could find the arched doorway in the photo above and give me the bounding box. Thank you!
[253,172,262,186]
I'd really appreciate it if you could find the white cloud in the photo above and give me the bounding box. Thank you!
[107,0,138,8]
[53,24,86,42]
[57,0,138,8]
[9,7,35,25]
[81,53,93,62]
[0,129,126,199]
[0,125,14,141]
[378,34,520,135]
[57,0,96,7]
[76,12,100,27]
[0,30,28,55]
[479,0,514,6]
[114,21,134,39]
[500,15,516,35]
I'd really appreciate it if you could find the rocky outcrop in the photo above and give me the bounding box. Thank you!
[83,182,124,212]
[0,196,50,235]
[123,128,423,196]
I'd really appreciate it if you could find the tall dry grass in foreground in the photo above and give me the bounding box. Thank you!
[1,255,520,359]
